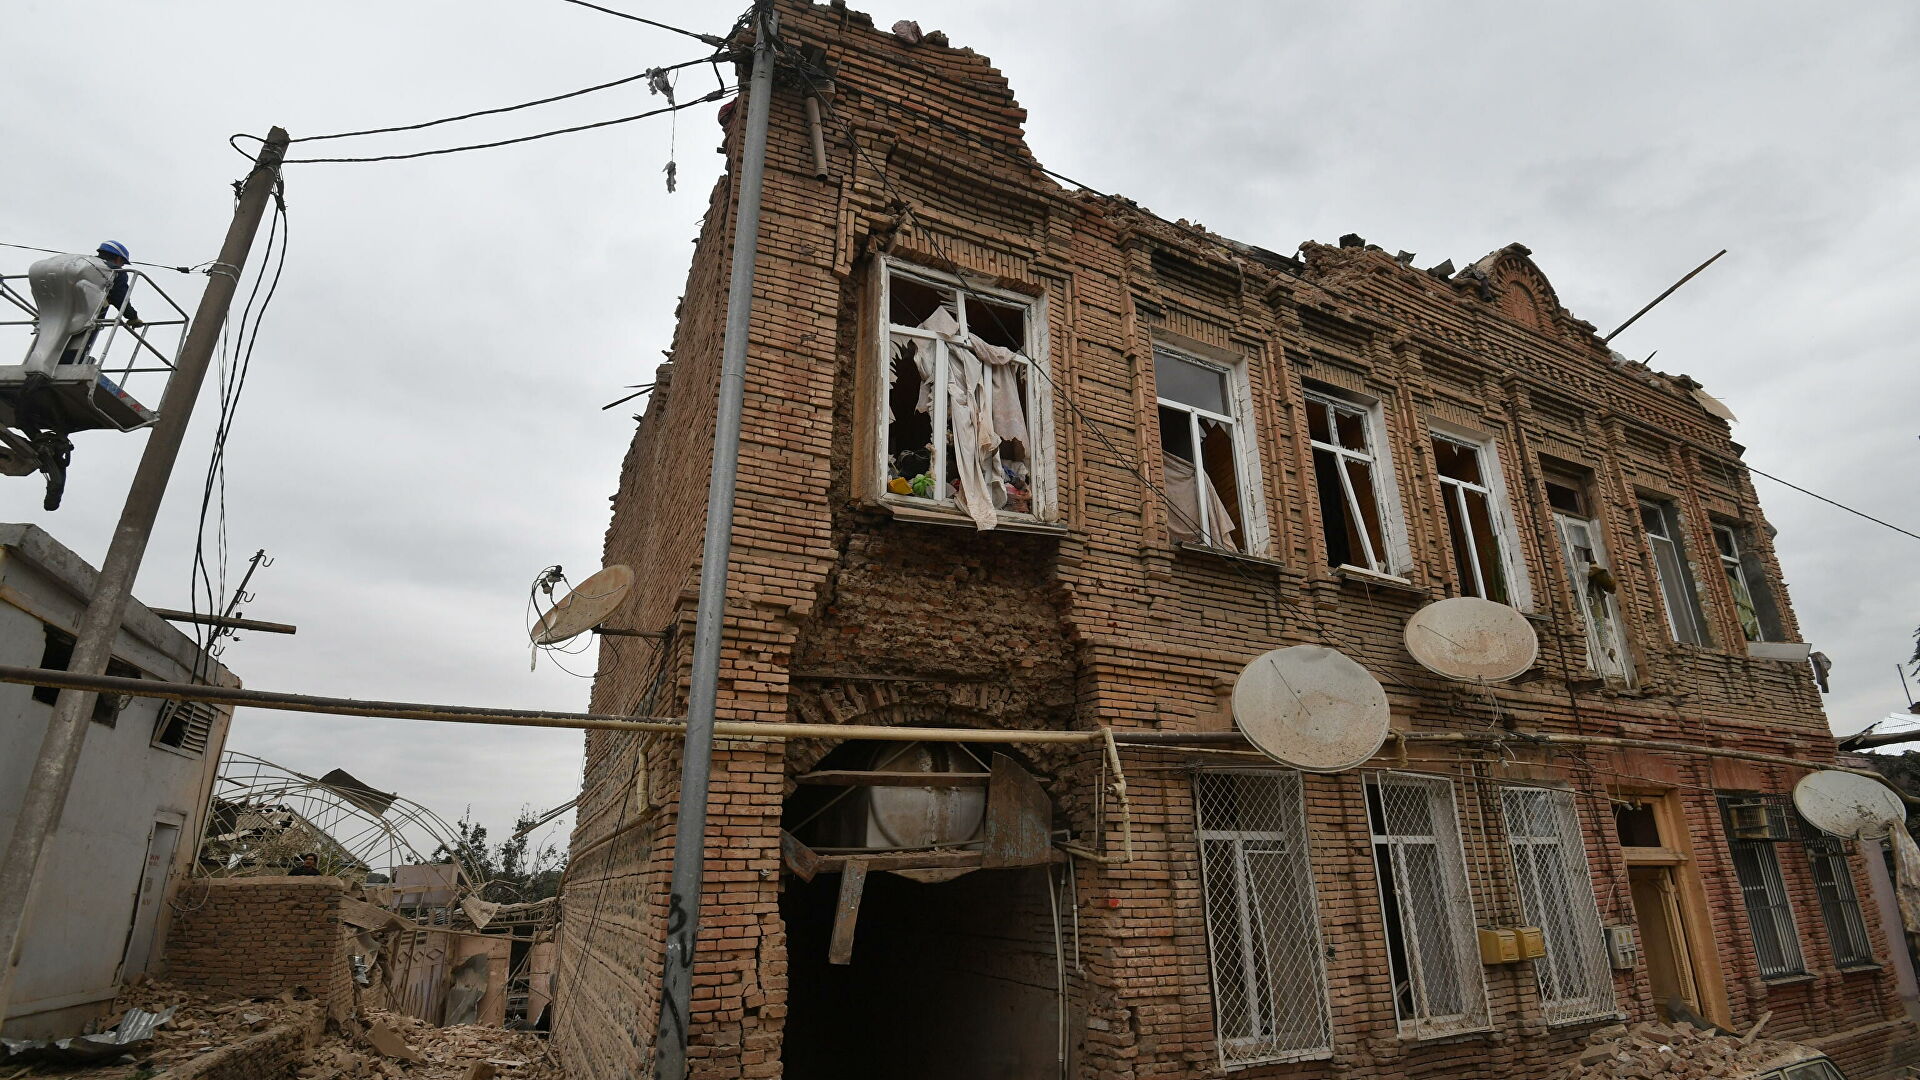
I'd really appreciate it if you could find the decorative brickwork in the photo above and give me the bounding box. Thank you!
[555,3,1918,1078]
[163,877,352,1022]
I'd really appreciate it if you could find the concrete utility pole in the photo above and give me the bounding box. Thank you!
[0,128,291,1019]
[653,0,774,1076]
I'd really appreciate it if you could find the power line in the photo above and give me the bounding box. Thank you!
[0,239,198,275]
[553,0,730,44]
[241,89,733,165]
[1743,462,1920,543]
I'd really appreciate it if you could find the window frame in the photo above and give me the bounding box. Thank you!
[1501,785,1618,1025]
[1719,797,1809,980]
[1712,522,1776,643]
[1193,770,1332,1066]
[1364,771,1491,1040]
[1429,427,1528,609]
[1305,386,1408,576]
[1545,471,1633,683]
[1154,343,1269,555]
[870,258,1057,523]
[1639,498,1708,646]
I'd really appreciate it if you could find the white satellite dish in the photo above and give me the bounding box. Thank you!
[1404,597,1538,683]
[532,564,635,645]
[1793,770,1906,841]
[1232,645,1390,773]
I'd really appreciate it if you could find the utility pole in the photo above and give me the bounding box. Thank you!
[653,1,774,1076]
[0,128,290,1018]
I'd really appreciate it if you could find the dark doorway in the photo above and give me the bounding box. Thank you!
[1628,865,1700,1021]
[782,866,1065,1080]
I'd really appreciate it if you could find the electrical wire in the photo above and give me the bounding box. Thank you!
[553,0,729,44]
[1741,463,1920,543]
[0,239,198,274]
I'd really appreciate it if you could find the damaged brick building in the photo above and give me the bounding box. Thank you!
[555,2,1919,1077]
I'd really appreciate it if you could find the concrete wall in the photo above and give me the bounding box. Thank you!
[0,523,235,1037]
[553,3,1918,1078]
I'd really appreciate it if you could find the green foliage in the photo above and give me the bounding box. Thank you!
[435,807,566,903]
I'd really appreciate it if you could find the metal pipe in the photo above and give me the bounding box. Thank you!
[654,4,775,1073]
[804,94,829,180]
[1601,249,1727,344]
[146,607,297,635]
[0,129,290,1019]
[1101,728,1135,862]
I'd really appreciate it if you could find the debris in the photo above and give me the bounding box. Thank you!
[1546,1016,1828,1079]
[367,1019,424,1063]
[464,1063,499,1080]
[891,19,922,43]
[0,1005,176,1065]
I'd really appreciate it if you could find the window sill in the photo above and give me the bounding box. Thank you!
[1546,1010,1627,1029]
[1334,564,1426,595]
[1747,640,1811,662]
[1175,542,1286,570]
[1836,962,1883,975]
[1760,972,1816,987]
[1396,1023,1493,1044]
[879,497,1068,537]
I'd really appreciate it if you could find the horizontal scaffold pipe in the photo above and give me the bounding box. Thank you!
[0,665,1894,799]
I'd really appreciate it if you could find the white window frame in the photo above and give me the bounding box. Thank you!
[1193,770,1332,1066]
[1549,494,1633,683]
[1364,771,1491,1040]
[1429,426,1529,610]
[1500,786,1618,1025]
[1639,499,1707,645]
[1154,344,1269,555]
[1305,387,1408,575]
[872,258,1057,522]
[1713,523,1768,642]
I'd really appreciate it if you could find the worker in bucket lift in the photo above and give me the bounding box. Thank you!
[65,241,142,359]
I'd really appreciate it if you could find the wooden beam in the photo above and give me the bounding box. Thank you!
[793,770,992,787]
[815,851,983,874]
[146,607,297,635]
[827,860,867,965]
[780,831,821,882]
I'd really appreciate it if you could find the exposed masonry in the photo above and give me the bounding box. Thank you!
[555,2,1918,1078]
[164,877,356,1024]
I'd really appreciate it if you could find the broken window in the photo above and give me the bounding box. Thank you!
[1804,831,1874,969]
[1364,772,1489,1038]
[1431,434,1514,604]
[1719,797,1808,979]
[881,263,1049,527]
[33,625,140,726]
[1545,470,1632,682]
[1502,787,1616,1024]
[1306,388,1398,573]
[1193,770,1331,1065]
[1640,500,1707,645]
[1156,347,1253,552]
[153,699,218,756]
[1712,523,1780,642]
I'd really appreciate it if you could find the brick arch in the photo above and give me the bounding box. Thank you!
[1469,242,1565,333]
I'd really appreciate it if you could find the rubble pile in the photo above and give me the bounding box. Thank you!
[299,1009,562,1080]
[1549,1019,1815,1080]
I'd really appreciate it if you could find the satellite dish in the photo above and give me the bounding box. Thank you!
[531,564,634,645]
[1404,597,1538,683]
[1793,770,1906,841]
[1232,645,1390,773]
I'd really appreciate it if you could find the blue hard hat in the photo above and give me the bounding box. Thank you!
[97,240,130,262]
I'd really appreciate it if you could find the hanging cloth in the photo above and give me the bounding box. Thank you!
[1162,452,1238,549]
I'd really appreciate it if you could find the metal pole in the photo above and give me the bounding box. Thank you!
[654,3,774,1077]
[1601,248,1727,344]
[0,128,289,1018]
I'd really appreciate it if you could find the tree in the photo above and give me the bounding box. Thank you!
[433,810,496,886]
[436,807,567,902]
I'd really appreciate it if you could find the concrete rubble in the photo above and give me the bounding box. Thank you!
[1547,1019,1817,1080]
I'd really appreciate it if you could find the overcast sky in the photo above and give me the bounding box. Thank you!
[7,1,1918,858]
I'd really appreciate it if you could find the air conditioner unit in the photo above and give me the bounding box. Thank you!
[1729,800,1792,841]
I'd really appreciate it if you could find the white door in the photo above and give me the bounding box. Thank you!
[120,821,181,976]
[1554,513,1632,682]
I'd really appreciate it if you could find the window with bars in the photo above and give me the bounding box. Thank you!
[1364,772,1490,1039]
[1501,786,1617,1024]
[1193,770,1332,1066]
[1156,347,1258,553]
[1431,433,1517,605]
[1712,523,1782,643]
[1804,832,1875,968]
[1306,388,1401,574]
[1719,797,1808,979]
[1639,499,1707,645]
[878,261,1053,523]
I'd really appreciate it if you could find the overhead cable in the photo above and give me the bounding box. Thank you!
[1741,463,1920,543]
[0,239,197,275]
[553,0,730,44]
[231,89,733,165]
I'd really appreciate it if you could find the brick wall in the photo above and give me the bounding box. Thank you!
[554,2,1919,1078]
[164,877,351,1020]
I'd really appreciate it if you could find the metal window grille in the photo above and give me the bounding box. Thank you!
[1805,833,1875,968]
[1501,786,1617,1024]
[1193,770,1332,1066]
[1719,797,1807,978]
[153,698,217,755]
[1365,772,1490,1039]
